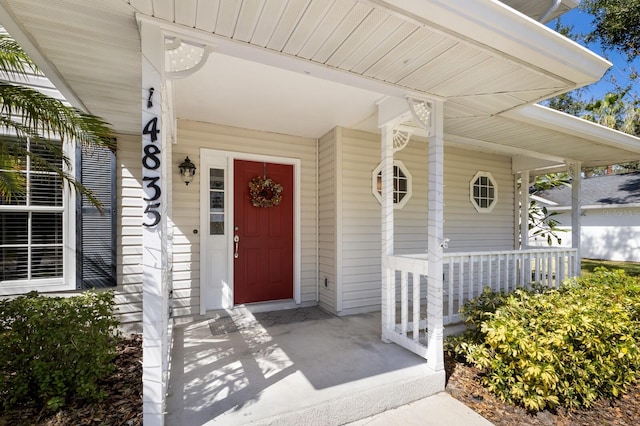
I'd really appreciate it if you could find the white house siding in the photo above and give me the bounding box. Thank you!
[334,128,515,315]
[115,133,145,331]
[172,120,318,318]
[531,206,640,262]
[318,129,338,314]
[443,149,515,252]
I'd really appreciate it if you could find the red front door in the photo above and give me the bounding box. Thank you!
[233,160,294,304]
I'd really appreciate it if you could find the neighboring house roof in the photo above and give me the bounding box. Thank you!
[538,172,640,207]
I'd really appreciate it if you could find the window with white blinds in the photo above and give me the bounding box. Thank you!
[0,139,66,286]
[0,137,116,293]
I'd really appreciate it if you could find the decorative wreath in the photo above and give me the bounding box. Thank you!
[248,176,283,208]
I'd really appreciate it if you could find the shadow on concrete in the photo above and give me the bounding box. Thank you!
[166,307,444,425]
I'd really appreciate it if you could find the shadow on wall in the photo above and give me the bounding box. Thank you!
[581,226,640,263]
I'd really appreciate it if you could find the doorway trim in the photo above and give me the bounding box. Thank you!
[199,148,301,314]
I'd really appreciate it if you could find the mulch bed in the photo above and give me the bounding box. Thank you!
[445,352,640,425]
[0,334,142,426]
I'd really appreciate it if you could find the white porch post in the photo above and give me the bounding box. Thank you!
[570,161,582,274]
[520,170,530,249]
[140,21,170,426]
[426,100,444,372]
[380,123,395,337]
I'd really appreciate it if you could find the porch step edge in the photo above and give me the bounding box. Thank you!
[250,368,446,426]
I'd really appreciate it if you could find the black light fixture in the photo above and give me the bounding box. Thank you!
[179,156,196,185]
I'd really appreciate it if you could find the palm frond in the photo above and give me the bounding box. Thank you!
[0,84,114,149]
[0,142,25,201]
[0,34,38,80]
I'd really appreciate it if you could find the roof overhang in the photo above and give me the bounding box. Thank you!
[2,0,636,172]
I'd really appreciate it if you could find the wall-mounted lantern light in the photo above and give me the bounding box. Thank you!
[179,156,196,185]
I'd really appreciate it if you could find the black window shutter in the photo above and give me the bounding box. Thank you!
[76,144,116,289]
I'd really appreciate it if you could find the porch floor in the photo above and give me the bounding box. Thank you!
[166,307,455,425]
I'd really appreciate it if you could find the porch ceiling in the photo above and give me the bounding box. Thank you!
[2,0,637,170]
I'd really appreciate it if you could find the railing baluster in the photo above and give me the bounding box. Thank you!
[469,255,475,299]
[448,260,454,325]
[412,271,420,342]
[401,271,408,335]
[458,255,464,317]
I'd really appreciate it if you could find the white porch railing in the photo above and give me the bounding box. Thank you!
[385,248,578,334]
[441,248,577,324]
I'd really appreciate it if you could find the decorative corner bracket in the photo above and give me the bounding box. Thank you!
[393,129,412,153]
[164,37,213,79]
[407,97,433,136]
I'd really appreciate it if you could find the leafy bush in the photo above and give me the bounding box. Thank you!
[0,291,120,411]
[447,268,640,412]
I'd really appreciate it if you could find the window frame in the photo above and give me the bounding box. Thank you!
[0,137,76,294]
[470,171,498,213]
[372,160,413,209]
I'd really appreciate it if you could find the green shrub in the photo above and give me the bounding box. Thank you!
[0,291,120,411]
[447,268,640,412]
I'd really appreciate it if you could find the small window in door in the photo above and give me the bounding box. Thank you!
[209,168,225,235]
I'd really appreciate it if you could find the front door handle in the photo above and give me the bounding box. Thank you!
[234,235,240,258]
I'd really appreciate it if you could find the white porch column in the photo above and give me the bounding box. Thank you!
[140,21,169,426]
[380,124,395,337]
[569,161,582,274]
[426,100,444,372]
[140,21,171,426]
[520,170,530,249]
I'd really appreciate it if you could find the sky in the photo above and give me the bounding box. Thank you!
[548,7,639,101]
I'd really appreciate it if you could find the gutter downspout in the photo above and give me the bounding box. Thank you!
[539,0,562,23]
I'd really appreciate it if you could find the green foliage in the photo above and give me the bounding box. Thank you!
[581,0,640,62]
[447,269,640,412]
[0,291,120,411]
[0,33,115,207]
[522,173,570,246]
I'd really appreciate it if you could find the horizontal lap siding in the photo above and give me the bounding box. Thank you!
[318,129,337,313]
[174,120,318,317]
[115,134,144,330]
[443,149,515,252]
[337,128,515,315]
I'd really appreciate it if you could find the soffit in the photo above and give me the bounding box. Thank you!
[1,0,627,167]
[3,0,576,136]
[500,0,577,23]
[446,113,640,169]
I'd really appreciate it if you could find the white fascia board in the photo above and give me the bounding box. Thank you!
[548,203,640,212]
[530,194,558,206]
[370,0,611,86]
[503,104,640,155]
[0,2,87,111]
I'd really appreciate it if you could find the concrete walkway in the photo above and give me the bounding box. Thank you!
[347,392,494,425]
[166,307,492,425]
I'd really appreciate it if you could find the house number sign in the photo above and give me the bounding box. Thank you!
[142,87,161,227]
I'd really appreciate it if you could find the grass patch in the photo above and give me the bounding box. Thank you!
[582,258,640,277]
